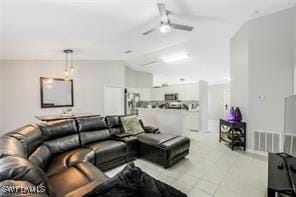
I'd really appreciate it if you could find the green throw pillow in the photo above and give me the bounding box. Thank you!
[121,115,144,135]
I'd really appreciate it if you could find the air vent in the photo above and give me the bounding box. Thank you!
[253,130,281,153]
[284,134,296,156]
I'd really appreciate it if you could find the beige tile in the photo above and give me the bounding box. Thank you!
[105,132,267,197]
[202,173,225,185]
[188,188,213,197]
[157,174,178,185]
[176,174,200,186]
[172,180,193,193]
[163,170,184,179]
[194,179,219,195]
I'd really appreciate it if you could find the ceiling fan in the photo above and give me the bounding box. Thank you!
[142,3,194,35]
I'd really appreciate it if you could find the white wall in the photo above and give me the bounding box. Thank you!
[0,60,125,133]
[294,6,296,94]
[230,7,294,150]
[248,8,294,135]
[125,66,153,88]
[0,65,4,132]
[208,84,230,120]
[230,24,249,123]
[199,80,208,132]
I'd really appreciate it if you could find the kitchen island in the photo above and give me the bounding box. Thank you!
[137,108,199,136]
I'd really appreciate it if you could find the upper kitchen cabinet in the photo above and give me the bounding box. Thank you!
[151,83,199,101]
[177,84,199,101]
[127,88,151,101]
[151,87,163,101]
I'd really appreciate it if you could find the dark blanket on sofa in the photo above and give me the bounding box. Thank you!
[85,162,187,197]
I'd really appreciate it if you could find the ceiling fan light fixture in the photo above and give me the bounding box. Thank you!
[160,23,171,33]
[162,53,189,63]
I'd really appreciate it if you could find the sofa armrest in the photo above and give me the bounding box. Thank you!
[111,133,133,140]
[143,126,160,134]
[138,119,160,134]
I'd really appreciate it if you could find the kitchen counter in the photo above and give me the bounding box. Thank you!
[137,108,199,112]
[137,108,199,136]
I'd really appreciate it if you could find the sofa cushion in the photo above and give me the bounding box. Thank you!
[105,116,123,135]
[137,133,178,146]
[80,129,111,146]
[77,117,111,146]
[48,162,108,197]
[44,134,80,155]
[87,140,127,165]
[0,156,48,188]
[29,145,51,170]
[115,136,138,155]
[7,124,43,156]
[46,148,95,177]
[0,136,26,159]
[39,120,78,141]
[120,115,144,135]
[76,116,106,132]
[160,137,190,160]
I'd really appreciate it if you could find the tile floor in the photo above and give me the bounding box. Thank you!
[106,132,268,197]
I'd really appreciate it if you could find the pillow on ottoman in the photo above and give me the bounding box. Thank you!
[85,162,187,197]
[120,115,144,136]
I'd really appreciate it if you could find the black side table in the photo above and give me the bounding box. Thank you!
[219,119,246,150]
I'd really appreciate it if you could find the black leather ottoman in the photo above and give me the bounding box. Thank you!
[137,133,190,168]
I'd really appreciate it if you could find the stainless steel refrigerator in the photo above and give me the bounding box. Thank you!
[124,89,140,115]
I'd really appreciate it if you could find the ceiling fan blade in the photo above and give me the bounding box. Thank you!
[170,23,194,31]
[157,3,168,22]
[142,26,159,35]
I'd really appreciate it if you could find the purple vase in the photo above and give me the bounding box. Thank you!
[227,107,236,121]
[235,107,242,122]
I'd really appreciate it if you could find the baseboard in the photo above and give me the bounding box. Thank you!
[246,148,268,156]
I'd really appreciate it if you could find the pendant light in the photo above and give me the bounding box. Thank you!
[63,49,74,80]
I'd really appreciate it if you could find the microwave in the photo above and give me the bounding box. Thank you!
[165,93,178,101]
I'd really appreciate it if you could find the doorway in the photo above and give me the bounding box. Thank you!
[103,86,124,116]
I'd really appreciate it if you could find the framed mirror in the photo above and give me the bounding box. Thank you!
[40,77,74,108]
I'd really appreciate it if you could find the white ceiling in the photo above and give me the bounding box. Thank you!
[1,0,295,84]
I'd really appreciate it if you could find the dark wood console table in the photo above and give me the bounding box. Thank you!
[219,119,246,150]
[35,113,100,122]
[268,153,296,197]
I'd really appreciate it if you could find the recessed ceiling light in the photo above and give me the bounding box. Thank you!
[124,50,132,54]
[162,53,189,63]
[180,78,185,81]
[225,77,231,81]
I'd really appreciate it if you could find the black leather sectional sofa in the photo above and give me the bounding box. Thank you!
[0,115,190,196]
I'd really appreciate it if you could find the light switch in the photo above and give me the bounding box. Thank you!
[257,96,266,100]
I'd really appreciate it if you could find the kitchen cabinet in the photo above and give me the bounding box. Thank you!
[184,112,199,131]
[178,84,199,101]
[138,108,199,136]
[127,88,151,101]
[150,84,199,101]
[151,88,163,101]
